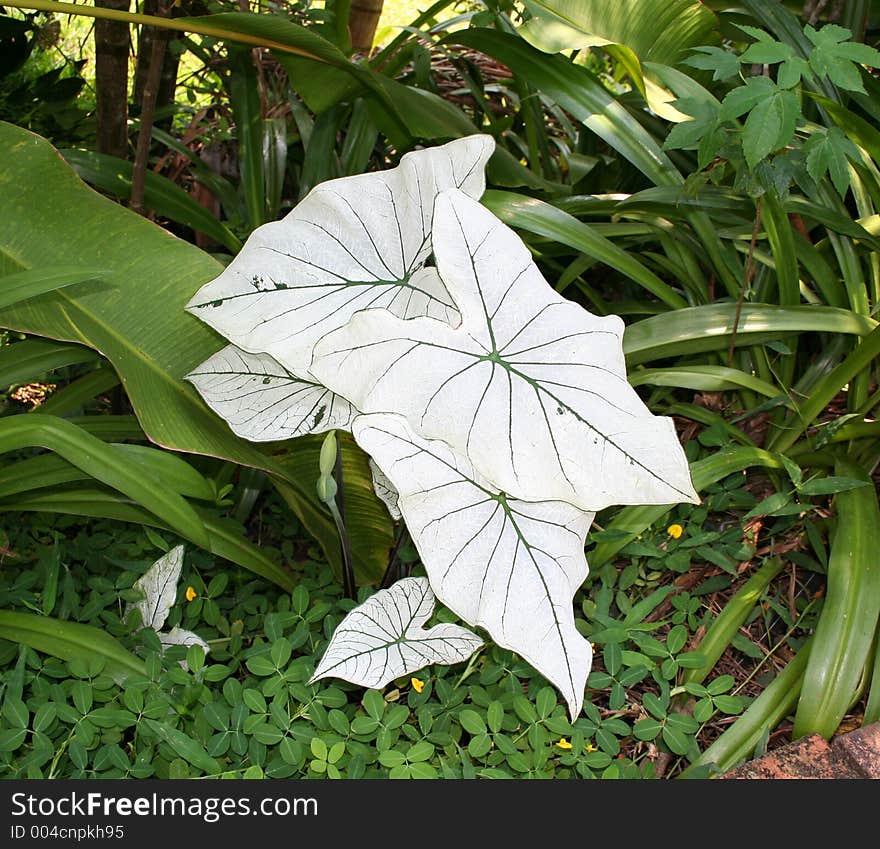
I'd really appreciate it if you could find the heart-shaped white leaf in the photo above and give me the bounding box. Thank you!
[312,189,698,513]
[127,544,185,631]
[185,135,495,377]
[310,576,483,689]
[352,413,594,719]
[186,344,355,440]
[369,458,401,521]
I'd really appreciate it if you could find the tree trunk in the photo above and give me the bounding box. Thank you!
[348,0,384,53]
[94,0,131,158]
[133,0,183,130]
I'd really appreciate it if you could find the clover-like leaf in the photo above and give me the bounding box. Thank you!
[126,544,185,631]
[185,135,495,377]
[369,458,401,521]
[352,413,595,718]
[312,189,698,513]
[310,576,483,689]
[186,344,354,440]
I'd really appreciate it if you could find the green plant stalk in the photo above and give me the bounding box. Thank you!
[0,610,146,683]
[682,558,785,688]
[0,0,324,58]
[680,640,811,778]
[793,458,880,740]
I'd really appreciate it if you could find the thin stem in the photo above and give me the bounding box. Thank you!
[130,3,169,216]
[727,197,762,367]
[380,524,411,590]
[332,449,355,599]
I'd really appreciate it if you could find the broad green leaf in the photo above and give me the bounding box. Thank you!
[0,610,145,683]
[518,0,717,66]
[127,545,185,631]
[352,414,594,719]
[313,190,698,512]
[187,345,354,441]
[0,266,108,311]
[310,577,483,689]
[186,135,494,378]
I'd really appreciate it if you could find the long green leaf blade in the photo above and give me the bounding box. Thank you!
[0,610,145,682]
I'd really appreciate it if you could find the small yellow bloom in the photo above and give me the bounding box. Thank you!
[410,678,425,694]
[667,523,684,540]
[185,586,197,602]
[556,738,573,750]
[585,743,598,753]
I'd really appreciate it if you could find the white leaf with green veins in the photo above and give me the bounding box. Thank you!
[160,626,210,656]
[312,189,699,513]
[126,544,185,631]
[353,414,594,718]
[369,457,401,521]
[185,135,495,377]
[186,344,355,440]
[310,576,483,688]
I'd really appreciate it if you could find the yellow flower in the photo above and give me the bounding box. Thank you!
[410,678,425,694]
[667,523,684,540]
[185,586,197,602]
[585,743,598,753]
[556,738,573,750]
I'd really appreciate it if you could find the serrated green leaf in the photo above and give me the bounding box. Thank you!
[683,46,740,81]
[741,40,792,65]
[719,76,775,121]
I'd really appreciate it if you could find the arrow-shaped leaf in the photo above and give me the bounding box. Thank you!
[351,413,594,719]
[186,344,354,441]
[369,457,401,521]
[127,544,185,631]
[310,576,483,688]
[186,135,494,377]
[312,189,698,512]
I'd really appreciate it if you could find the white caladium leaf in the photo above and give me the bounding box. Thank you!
[185,135,495,377]
[186,344,354,440]
[369,458,401,521]
[160,626,210,656]
[127,544,185,631]
[313,189,699,513]
[310,576,483,688]
[352,414,594,719]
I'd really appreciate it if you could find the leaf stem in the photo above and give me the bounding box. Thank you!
[332,448,356,599]
[380,524,411,589]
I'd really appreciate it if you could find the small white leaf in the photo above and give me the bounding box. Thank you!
[127,545,185,631]
[160,626,211,656]
[352,414,594,719]
[310,577,483,689]
[312,189,698,512]
[186,135,495,377]
[186,344,355,440]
